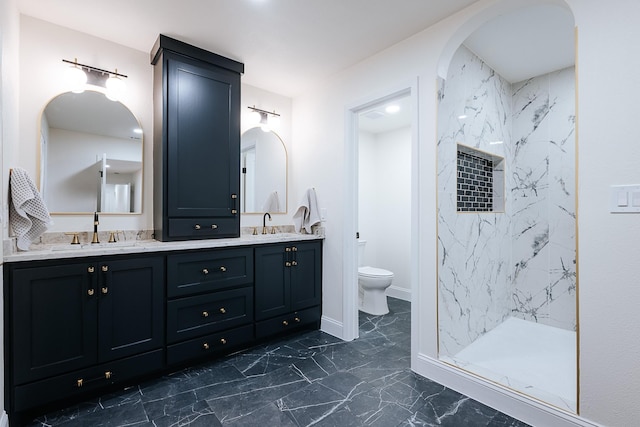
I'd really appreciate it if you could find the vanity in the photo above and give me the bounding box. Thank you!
[3,235,323,423]
[4,34,321,425]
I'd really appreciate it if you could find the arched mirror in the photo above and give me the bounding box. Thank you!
[436,3,577,413]
[40,90,143,214]
[240,127,287,213]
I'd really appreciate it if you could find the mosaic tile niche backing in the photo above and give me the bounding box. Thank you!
[457,147,499,212]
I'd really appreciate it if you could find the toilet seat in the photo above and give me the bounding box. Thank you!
[358,266,394,278]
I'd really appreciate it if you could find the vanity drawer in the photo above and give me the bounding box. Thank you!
[255,306,321,339]
[167,324,254,366]
[13,349,163,412]
[167,248,253,297]
[168,218,238,239]
[167,287,253,343]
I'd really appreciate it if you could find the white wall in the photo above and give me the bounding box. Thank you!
[292,0,640,425]
[358,127,412,298]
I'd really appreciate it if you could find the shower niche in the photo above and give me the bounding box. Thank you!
[436,3,578,413]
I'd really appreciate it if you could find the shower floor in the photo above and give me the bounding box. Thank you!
[440,317,577,412]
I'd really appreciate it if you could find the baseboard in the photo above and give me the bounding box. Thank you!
[0,411,8,427]
[386,285,411,301]
[320,315,345,340]
[414,354,601,427]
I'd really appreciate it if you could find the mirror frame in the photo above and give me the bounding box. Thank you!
[38,90,144,215]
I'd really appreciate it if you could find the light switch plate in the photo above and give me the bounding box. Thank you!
[611,185,640,213]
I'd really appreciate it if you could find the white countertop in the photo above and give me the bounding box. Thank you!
[4,233,323,263]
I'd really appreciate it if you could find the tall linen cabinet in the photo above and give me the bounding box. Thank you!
[151,35,244,241]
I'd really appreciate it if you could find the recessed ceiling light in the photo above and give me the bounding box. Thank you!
[385,105,400,114]
[133,128,143,134]
[489,140,504,145]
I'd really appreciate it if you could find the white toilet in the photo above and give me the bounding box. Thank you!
[358,239,394,315]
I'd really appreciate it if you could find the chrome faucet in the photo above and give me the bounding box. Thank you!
[262,212,271,234]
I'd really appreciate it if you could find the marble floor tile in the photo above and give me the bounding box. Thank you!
[25,298,530,427]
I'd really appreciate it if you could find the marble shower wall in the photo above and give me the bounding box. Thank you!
[437,46,576,357]
[510,67,576,331]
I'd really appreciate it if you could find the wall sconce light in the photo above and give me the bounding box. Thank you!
[62,59,128,101]
[247,106,281,132]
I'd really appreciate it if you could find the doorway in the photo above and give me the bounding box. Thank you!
[343,83,418,362]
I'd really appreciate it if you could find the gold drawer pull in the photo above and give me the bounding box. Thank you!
[105,371,112,380]
[88,266,95,273]
[101,287,108,295]
[203,342,210,350]
[219,307,226,314]
[231,209,237,214]
[220,266,227,272]
[77,378,84,388]
[101,265,109,272]
[202,268,209,275]
[211,224,218,229]
[194,224,201,230]
[88,289,95,296]
[202,311,209,318]
[220,338,227,345]
[294,317,301,323]
[282,320,289,326]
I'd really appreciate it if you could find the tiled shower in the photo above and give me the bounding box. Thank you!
[436,45,577,411]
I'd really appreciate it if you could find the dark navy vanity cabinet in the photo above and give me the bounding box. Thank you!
[255,241,322,338]
[151,35,244,241]
[5,255,164,417]
[4,239,322,425]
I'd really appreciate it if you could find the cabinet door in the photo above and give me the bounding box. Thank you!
[97,257,164,362]
[166,53,240,219]
[11,263,98,385]
[290,241,322,311]
[254,245,290,320]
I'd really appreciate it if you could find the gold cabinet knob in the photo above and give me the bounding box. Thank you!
[101,287,108,295]
[105,371,112,380]
[292,246,298,252]
[77,378,84,388]
[291,261,298,266]
[87,289,95,296]
[285,247,292,252]
[202,311,209,318]
[203,342,210,350]
[220,338,227,345]
[231,209,238,214]
[101,265,109,272]
[219,307,226,314]
[194,224,201,230]
[294,317,301,323]
[211,224,218,229]
[202,268,209,275]
[220,266,227,272]
[285,262,292,267]
[282,320,289,326]
[87,266,95,273]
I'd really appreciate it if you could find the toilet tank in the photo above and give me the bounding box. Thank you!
[358,239,366,267]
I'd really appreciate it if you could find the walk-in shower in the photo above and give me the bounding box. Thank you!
[436,4,577,413]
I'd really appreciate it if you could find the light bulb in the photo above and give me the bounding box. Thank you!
[248,110,262,125]
[67,63,87,93]
[267,114,280,130]
[106,73,126,101]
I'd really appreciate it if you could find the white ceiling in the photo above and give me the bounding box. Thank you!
[17,0,480,97]
[20,1,575,135]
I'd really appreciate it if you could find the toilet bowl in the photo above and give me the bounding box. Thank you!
[358,240,394,315]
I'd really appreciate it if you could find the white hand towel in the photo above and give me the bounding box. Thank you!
[293,188,321,233]
[9,167,52,251]
[262,191,281,212]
